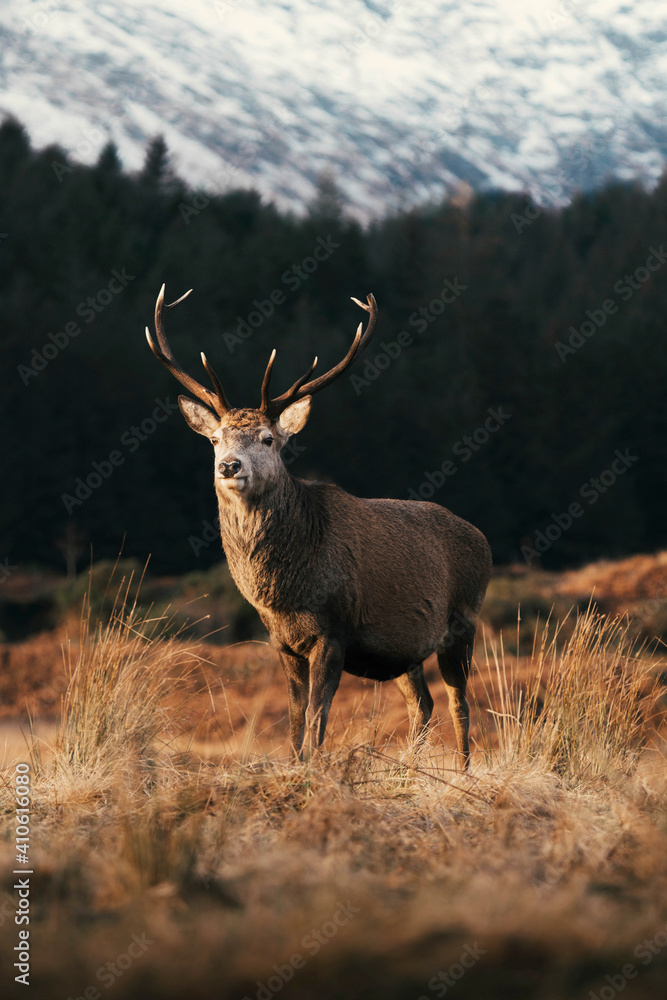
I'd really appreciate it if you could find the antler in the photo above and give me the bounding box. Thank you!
[145,284,230,416]
[260,293,378,420]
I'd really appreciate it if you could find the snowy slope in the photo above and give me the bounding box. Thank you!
[0,0,665,218]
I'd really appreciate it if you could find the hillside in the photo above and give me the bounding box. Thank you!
[1,0,665,217]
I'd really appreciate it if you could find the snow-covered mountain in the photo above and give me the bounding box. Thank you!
[1,0,665,218]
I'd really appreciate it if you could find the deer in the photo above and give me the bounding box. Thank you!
[145,285,492,767]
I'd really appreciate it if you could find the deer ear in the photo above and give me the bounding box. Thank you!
[178,396,220,437]
[277,396,311,436]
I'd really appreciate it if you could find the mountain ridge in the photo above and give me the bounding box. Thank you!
[1,0,665,218]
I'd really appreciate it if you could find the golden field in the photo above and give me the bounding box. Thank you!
[0,553,666,999]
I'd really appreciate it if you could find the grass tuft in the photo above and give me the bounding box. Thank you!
[476,605,661,780]
[46,566,203,782]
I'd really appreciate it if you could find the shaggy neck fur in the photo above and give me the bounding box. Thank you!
[215,469,327,611]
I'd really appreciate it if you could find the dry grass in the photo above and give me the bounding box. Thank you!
[477,608,659,780]
[1,580,667,999]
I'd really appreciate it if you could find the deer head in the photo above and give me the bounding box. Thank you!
[145,285,377,498]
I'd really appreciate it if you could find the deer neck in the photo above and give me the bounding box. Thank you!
[215,471,321,609]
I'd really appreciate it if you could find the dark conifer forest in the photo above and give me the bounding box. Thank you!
[1,117,665,574]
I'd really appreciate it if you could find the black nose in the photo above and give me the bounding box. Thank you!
[219,459,242,478]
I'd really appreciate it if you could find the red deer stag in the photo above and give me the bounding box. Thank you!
[145,286,491,766]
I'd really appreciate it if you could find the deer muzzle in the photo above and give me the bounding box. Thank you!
[218,459,242,479]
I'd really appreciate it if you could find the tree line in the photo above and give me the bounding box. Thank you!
[1,117,665,574]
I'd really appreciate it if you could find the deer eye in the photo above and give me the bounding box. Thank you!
[262,434,274,446]
[210,438,218,446]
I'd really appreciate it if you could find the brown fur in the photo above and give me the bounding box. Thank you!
[221,408,272,430]
[146,280,491,765]
[178,396,491,766]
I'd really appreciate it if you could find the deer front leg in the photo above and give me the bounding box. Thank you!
[279,651,310,758]
[304,637,344,755]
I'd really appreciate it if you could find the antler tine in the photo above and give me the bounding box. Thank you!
[261,293,377,419]
[147,285,230,416]
[261,350,319,416]
[153,283,193,360]
[165,288,193,311]
[260,349,277,412]
[201,352,230,413]
[285,355,319,395]
[349,293,377,350]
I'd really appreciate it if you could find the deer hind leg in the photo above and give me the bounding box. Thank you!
[394,664,434,743]
[437,614,477,770]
